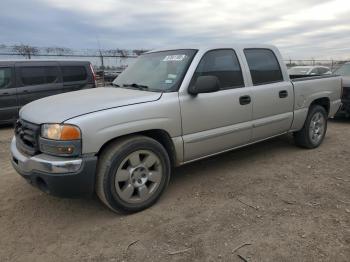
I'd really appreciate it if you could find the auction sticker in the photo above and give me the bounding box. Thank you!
[163,55,187,61]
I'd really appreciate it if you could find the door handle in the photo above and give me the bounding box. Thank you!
[279,90,288,98]
[239,95,251,105]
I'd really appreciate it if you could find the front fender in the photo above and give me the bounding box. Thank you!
[65,93,182,154]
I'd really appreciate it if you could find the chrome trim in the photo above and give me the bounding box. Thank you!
[11,137,82,174]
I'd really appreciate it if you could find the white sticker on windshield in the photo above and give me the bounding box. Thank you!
[163,55,187,61]
[167,74,177,79]
[165,79,173,84]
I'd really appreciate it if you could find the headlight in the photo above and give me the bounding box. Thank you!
[41,124,81,140]
[40,124,82,157]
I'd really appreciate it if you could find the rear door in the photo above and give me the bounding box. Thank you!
[243,48,294,141]
[60,63,94,93]
[16,62,63,107]
[0,66,18,123]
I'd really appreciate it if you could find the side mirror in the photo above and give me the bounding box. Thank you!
[188,75,220,95]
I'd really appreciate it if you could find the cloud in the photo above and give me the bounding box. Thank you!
[0,0,349,59]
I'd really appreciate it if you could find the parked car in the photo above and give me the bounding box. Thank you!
[288,66,331,77]
[11,45,342,213]
[0,60,96,125]
[333,62,350,117]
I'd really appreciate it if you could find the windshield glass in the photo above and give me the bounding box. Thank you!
[113,49,197,92]
[334,64,350,76]
[288,67,311,75]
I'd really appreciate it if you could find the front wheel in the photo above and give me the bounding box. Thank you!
[96,136,171,213]
[294,105,328,149]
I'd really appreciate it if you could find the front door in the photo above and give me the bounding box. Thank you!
[180,49,253,162]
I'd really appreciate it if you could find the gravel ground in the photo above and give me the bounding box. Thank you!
[0,120,349,262]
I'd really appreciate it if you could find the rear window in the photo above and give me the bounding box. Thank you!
[20,67,60,86]
[62,66,87,82]
[244,49,283,85]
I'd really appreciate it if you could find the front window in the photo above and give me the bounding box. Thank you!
[113,49,197,92]
[190,49,244,89]
[334,64,350,76]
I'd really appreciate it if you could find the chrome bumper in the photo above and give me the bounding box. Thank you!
[11,137,82,174]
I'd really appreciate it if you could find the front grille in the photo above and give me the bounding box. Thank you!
[15,119,40,156]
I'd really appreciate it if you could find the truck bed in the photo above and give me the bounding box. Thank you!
[290,74,337,81]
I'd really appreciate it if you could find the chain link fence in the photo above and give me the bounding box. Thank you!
[284,59,349,71]
[1,45,349,85]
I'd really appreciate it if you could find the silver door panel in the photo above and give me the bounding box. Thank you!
[180,88,252,162]
[183,121,252,160]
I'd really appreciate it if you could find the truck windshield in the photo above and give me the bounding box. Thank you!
[334,64,350,76]
[113,49,197,92]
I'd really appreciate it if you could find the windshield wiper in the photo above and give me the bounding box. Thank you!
[111,83,120,87]
[123,83,149,89]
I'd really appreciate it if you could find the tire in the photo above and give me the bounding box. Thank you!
[294,105,328,149]
[96,135,171,213]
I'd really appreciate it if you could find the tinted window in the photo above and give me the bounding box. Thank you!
[0,68,12,89]
[244,49,283,85]
[191,49,244,89]
[21,67,60,86]
[310,68,319,75]
[62,66,87,82]
[318,67,329,74]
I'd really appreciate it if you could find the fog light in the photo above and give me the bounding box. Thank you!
[41,144,76,156]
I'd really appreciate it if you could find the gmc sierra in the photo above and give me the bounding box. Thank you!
[11,44,342,213]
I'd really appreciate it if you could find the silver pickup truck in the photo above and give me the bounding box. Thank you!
[11,45,342,213]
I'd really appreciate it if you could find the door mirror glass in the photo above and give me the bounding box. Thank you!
[188,75,220,95]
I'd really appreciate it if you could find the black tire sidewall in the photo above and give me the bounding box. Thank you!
[102,138,170,213]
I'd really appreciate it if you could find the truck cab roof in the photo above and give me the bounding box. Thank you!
[148,44,277,53]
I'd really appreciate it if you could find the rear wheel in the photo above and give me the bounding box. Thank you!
[96,136,171,213]
[294,105,327,149]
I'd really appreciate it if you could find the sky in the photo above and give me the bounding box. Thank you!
[0,0,350,59]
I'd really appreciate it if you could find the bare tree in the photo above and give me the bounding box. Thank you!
[54,47,72,56]
[117,49,128,57]
[133,49,149,56]
[104,49,120,56]
[12,44,39,59]
[45,47,72,56]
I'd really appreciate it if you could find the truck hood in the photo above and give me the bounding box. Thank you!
[20,87,162,124]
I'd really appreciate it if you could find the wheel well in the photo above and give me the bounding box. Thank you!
[97,129,176,167]
[310,97,330,114]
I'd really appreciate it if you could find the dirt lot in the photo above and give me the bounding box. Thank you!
[0,120,349,262]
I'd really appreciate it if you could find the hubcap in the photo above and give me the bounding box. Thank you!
[114,150,162,204]
[309,112,325,144]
